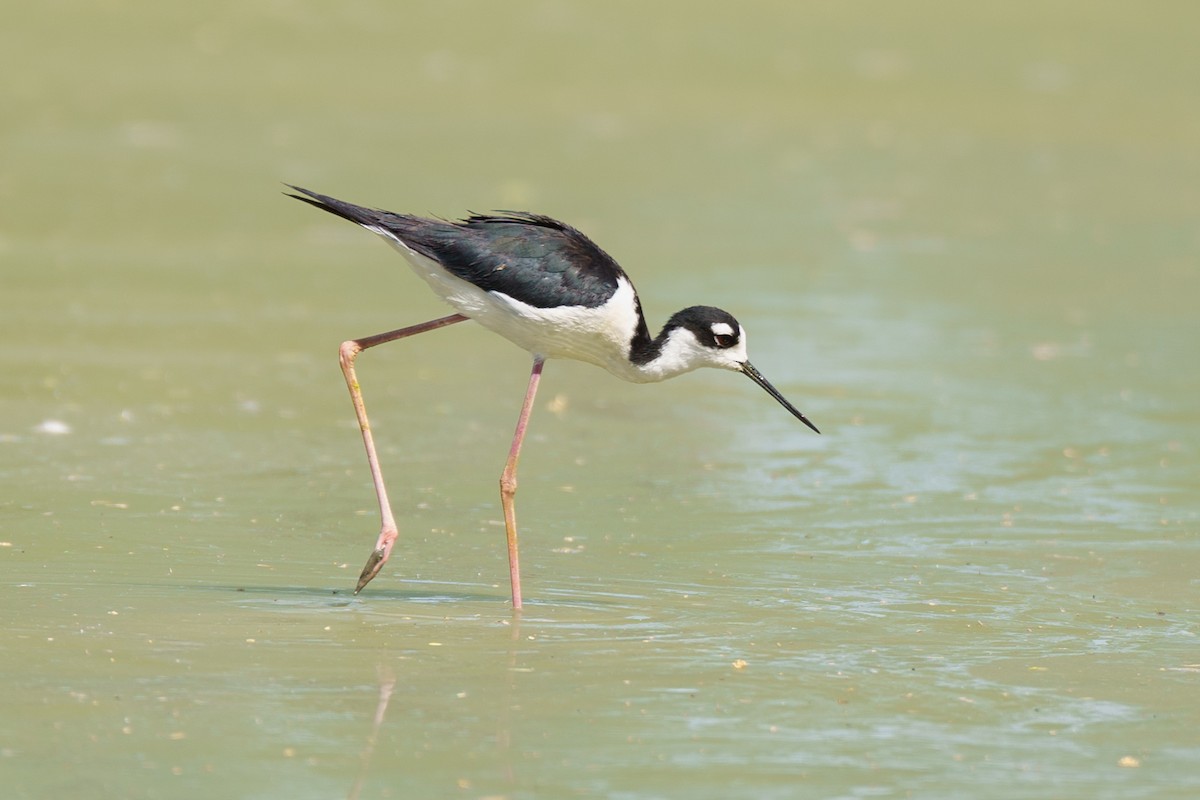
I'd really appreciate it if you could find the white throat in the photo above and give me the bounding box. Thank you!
[623,325,748,384]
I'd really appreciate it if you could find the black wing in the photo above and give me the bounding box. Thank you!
[287,186,628,310]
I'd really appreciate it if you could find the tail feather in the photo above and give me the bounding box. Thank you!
[284,184,393,228]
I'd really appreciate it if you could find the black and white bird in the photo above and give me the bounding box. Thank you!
[288,186,819,609]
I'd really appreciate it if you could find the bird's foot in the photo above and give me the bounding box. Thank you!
[354,548,388,594]
[354,529,397,594]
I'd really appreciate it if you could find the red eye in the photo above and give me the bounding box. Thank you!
[714,334,735,348]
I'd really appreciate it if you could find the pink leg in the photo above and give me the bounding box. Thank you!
[499,357,545,610]
[339,313,468,594]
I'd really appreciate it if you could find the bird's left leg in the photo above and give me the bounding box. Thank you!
[499,356,545,610]
[339,313,468,594]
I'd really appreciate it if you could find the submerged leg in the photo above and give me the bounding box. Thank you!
[499,356,545,610]
[339,313,468,594]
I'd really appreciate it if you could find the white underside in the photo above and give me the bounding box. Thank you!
[370,227,662,382]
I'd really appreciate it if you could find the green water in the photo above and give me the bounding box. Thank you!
[3,2,1198,798]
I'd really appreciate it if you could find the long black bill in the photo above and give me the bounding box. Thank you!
[740,362,820,434]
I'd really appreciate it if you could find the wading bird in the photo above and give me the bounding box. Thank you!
[289,186,819,608]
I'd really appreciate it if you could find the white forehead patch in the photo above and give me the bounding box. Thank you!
[711,322,735,337]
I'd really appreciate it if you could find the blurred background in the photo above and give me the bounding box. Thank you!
[2,2,1197,798]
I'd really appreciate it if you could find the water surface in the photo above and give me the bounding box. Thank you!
[3,2,1198,798]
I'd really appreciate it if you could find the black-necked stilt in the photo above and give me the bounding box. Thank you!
[288,186,819,609]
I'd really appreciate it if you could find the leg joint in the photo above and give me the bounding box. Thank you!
[339,339,363,370]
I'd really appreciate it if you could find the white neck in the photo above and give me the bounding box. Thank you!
[616,325,748,384]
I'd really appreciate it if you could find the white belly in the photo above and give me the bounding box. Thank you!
[374,230,649,382]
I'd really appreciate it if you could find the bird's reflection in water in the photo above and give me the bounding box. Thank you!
[345,662,396,800]
[346,613,525,799]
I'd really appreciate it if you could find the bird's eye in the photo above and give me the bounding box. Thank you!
[713,333,736,348]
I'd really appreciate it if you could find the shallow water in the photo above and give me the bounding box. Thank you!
[3,2,1199,798]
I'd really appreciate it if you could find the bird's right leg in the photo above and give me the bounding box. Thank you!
[338,313,468,594]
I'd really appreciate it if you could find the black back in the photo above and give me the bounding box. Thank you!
[288,187,630,311]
